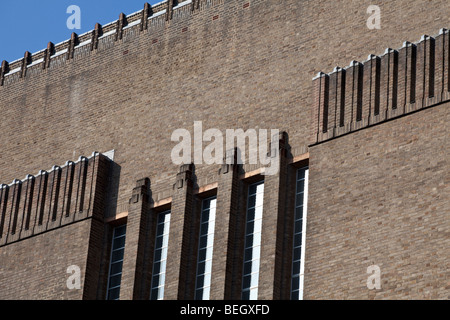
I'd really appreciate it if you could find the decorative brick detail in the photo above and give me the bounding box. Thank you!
[258,132,291,300]
[90,23,103,51]
[20,51,31,78]
[0,152,110,247]
[67,32,79,60]
[311,30,450,145]
[209,149,241,299]
[165,164,195,300]
[120,178,151,300]
[140,3,150,31]
[116,13,127,41]
[0,60,8,86]
[43,42,55,69]
[191,0,201,12]
[166,0,175,21]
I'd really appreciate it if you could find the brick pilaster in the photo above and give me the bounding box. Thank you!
[120,178,151,300]
[210,149,241,300]
[165,164,195,300]
[258,132,290,300]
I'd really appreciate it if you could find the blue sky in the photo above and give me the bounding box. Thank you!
[0,0,162,63]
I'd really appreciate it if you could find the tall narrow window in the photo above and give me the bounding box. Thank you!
[195,197,217,300]
[150,210,171,300]
[291,166,309,300]
[242,181,264,300]
[106,224,127,300]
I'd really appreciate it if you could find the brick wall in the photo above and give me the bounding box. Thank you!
[0,154,111,299]
[1,0,449,217]
[306,101,449,299]
[0,0,449,300]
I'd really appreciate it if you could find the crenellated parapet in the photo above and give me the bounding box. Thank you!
[0,0,220,87]
[0,152,111,246]
[311,29,450,144]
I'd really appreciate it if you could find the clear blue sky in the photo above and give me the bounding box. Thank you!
[0,0,162,63]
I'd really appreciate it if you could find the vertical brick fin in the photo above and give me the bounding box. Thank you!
[91,23,103,51]
[39,170,57,230]
[415,35,435,107]
[398,43,413,113]
[83,154,98,218]
[1,185,15,245]
[63,162,75,220]
[379,49,393,119]
[19,176,35,240]
[11,181,24,238]
[337,68,346,128]
[69,161,83,221]
[8,181,22,240]
[166,0,175,21]
[77,157,88,215]
[89,153,110,220]
[49,167,62,224]
[327,71,338,133]
[191,0,200,11]
[0,60,8,86]
[20,51,32,79]
[141,3,150,31]
[22,176,35,233]
[86,153,103,219]
[384,49,399,117]
[67,33,78,60]
[344,63,355,128]
[435,29,449,102]
[54,164,70,227]
[362,55,374,123]
[29,173,45,235]
[43,42,55,70]
[116,13,127,41]
[346,61,364,127]
[14,177,33,241]
[46,167,63,231]
[312,72,329,143]
[0,185,9,245]
[366,55,382,117]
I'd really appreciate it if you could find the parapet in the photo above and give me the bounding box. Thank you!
[0,152,110,247]
[0,0,214,87]
[311,29,450,144]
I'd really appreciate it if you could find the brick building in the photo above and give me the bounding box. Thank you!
[0,0,448,300]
